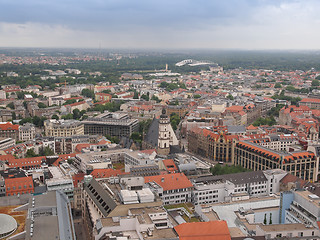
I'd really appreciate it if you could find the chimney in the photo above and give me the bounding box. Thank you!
[161,177,164,182]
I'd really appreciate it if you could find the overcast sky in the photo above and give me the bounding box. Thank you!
[0,0,319,49]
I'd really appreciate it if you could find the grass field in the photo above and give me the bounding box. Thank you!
[164,203,194,214]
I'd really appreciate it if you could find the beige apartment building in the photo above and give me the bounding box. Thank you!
[44,119,84,137]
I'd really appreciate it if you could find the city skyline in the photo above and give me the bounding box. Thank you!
[0,0,320,49]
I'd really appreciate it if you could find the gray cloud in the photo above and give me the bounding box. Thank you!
[0,0,319,49]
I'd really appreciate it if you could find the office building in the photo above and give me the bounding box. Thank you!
[83,112,139,138]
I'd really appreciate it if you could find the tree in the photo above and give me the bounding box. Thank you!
[51,114,59,120]
[63,99,77,105]
[139,119,152,134]
[274,83,282,88]
[312,79,320,87]
[49,84,56,90]
[72,109,81,119]
[26,149,37,158]
[267,104,285,118]
[19,117,33,125]
[160,81,168,88]
[67,159,73,164]
[106,134,120,144]
[91,101,122,113]
[39,146,54,156]
[32,116,41,127]
[133,91,139,99]
[12,112,16,120]
[194,94,201,99]
[285,85,296,92]
[252,117,276,127]
[38,102,47,108]
[61,113,73,120]
[7,102,14,109]
[140,94,149,101]
[130,132,142,143]
[170,113,181,131]
[264,214,267,225]
[269,213,272,225]
[81,89,95,98]
[226,94,234,100]
[151,95,161,103]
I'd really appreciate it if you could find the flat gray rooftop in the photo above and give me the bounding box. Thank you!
[30,215,59,240]
[33,191,57,208]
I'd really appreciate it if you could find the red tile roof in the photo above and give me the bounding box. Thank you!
[301,98,320,103]
[247,125,258,130]
[284,152,314,161]
[238,110,246,116]
[75,143,92,153]
[312,109,320,116]
[5,176,34,196]
[95,92,112,97]
[282,105,311,114]
[52,153,76,166]
[140,149,157,155]
[144,173,193,191]
[225,105,244,112]
[238,141,281,159]
[90,169,127,178]
[280,173,308,186]
[98,139,111,145]
[174,221,231,240]
[0,122,19,131]
[64,96,83,101]
[7,156,44,168]
[162,159,178,173]
[72,173,85,187]
[0,154,16,161]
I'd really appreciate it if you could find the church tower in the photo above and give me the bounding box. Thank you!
[157,108,172,155]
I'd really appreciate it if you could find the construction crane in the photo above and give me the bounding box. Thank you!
[56,79,67,87]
